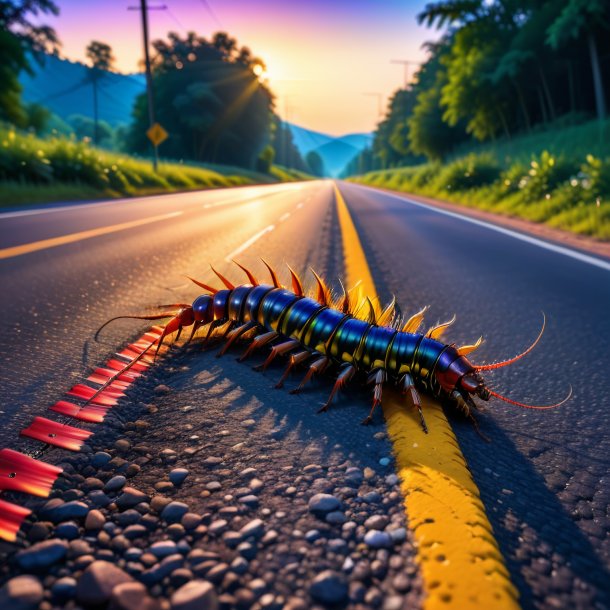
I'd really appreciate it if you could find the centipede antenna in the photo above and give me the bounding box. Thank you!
[310,268,331,306]
[259,258,280,288]
[377,296,396,327]
[233,260,258,286]
[402,306,428,333]
[210,266,235,290]
[427,314,457,340]
[94,313,177,341]
[487,385,572,410]
[287,263,304,296]
[457,336,484,356]
[476,313,545,371]
[187,276,218,294]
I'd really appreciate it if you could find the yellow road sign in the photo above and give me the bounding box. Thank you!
[146,122,168,147]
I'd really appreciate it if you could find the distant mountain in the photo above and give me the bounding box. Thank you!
[19,54,145,126]
[287,123,372,177]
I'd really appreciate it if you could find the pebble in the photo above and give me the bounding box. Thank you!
[55,521,79,539]
[181,512,202,530]
[154,384,171,394]
[0,575,44,610]
[48,500,89,523]
[364,515,390,530]
[76,560,133,606]
[308,493,341,514]
[161,501,189,523]
[149,540,178,558]
[379,457,391,466]
[206,481,222,491]
[88,490,111,507]
[27,522,50,543]
[85,509,105,530]
[240,518,265,540]
[111,581,160,610]
[309,570,348,605]
[242,418,256,427]
[203,456,223,468]
[364,530,394,549]
[389,527,407,543]
[345,467,364,487]
[115,439,131,453]
[91,451,112,468]
[170,580,218,610]
[239,494,260,507]
[385,474,399,485]
[208,519,228,536]
[169,468,189,486]
[116,487,149,509]
[362,491,382,504]
[15,539,69,570]
[325,511,347,524]
[51,576,77,600]
[104,475,127,492]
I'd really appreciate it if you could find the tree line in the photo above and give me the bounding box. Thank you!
[347,0,610,174]
[0,1,322,175]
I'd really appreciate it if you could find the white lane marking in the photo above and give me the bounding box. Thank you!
[355,184,610,273]
[224,225,275,262]
[279,212,291,222]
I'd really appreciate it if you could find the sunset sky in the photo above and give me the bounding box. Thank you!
[47,1,439,136]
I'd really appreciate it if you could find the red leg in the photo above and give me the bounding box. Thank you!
[362,369,386,425]
[254,339,299,371]
[275,350,310,388]
[318,364,356,413]
[289,356,329,394]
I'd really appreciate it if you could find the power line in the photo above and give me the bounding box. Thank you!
[198,0,222,29]
[390,59,421,89]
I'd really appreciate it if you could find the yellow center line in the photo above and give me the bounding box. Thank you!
[333,182,520,610]
[0,211,183,260]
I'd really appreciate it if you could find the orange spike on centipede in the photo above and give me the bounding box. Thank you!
[261,259,281,288]
[337,278,350,313]
[310,268,331,306]
[457,336,484,356]
[232,260,259,286]
[0,448,63,497]
[50,400,111,423]
[0,499,32,542]
[377,297,396,327]
[210,266,235,290]
[402,306,428,333]
[187,276,218,294]
[427,315,456,340]
[20,417,93,451]
[364,297,377,325]
[287,264,304,296]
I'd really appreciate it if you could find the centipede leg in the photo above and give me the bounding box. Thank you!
[238,331,279,362]
[318,363,356,413]
[217,321,257,357]
[451,390,490,442]
[362,369,387,425]
[275,350,310,389]
[185,321,202,346]
[289,356,329,394]
[402,373,428,434]
[202,320,224,348]
[254,339,299,371]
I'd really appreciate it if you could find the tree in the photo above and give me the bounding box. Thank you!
[127,31,273,169]
[547,0,609,121]
[85,41,115,145]
[306,150,325,176]
[0,0,60,125]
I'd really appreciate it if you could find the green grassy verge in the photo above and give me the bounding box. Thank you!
[349,123,610,241]
[0,127,308,209]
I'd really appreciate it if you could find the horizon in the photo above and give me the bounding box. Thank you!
[40,0,438,136]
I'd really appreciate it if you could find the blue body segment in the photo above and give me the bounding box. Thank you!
[412,337,447,382]
[279,297,324,340]
[357,326,397,369]
[228,285,253,320]
[386,332,421,375]
[329,317,369,363]
[301,307,347,353]
[242,285,274,322]
[257,289,300,330]
[213,290,231,320]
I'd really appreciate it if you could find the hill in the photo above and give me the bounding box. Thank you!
[19,54,145,126]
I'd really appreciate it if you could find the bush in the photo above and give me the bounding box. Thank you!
[433,154,501,192]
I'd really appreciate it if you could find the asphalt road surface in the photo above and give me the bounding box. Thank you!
[1,181,609,609]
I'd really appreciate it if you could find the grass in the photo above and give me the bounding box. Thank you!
[349,119,610,241]
[0,126,309,209]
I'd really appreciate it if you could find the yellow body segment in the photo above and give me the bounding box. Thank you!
[333,182,520,610]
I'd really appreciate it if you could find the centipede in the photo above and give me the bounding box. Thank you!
[96,260,572,435]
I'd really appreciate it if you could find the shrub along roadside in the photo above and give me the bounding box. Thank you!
[0,127,307,208]
[348,152,610,241]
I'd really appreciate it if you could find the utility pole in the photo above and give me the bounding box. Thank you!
[390,60,421,89]
[128,1,167,172]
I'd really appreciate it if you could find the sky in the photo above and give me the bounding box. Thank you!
[47,0,439,136]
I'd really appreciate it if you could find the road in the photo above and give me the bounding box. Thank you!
[0,181,609,609]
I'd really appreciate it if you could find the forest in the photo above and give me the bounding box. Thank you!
[347,0,610,172]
